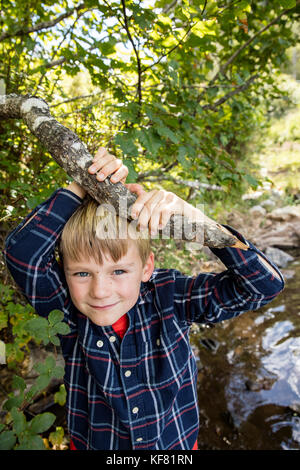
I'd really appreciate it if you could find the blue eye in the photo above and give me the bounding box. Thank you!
[114,270,125,276]
[74,272,89,277]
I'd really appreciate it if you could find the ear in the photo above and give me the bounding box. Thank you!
[141,251,155,282]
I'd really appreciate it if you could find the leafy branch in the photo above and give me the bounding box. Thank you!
[0,3,87,42]
[198,1,300,101]
[202,73,259,110]
[121,0,143,105]
[0,310,70,450]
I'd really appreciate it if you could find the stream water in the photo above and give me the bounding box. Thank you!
[192,258,300,450]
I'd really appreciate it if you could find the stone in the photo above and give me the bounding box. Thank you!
[249,205,266,216]
[264,246,294,268]
[267,205,300,221]
[251,220,300,251]
[260,199,276,209]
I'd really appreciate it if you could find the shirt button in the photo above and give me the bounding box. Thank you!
[136,437,143,442]
[96,340,104,348]
[125,370,131,377]
[156,338,160,346]
[132,407,139,414]
[109,336,116,343]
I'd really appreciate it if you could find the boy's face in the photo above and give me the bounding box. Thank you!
[63,241,154,327]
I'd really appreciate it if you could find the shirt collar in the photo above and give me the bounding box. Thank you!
[138,270,158,304]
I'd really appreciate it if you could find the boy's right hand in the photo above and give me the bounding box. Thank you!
[88,147,128,184]
[67,147,129,198]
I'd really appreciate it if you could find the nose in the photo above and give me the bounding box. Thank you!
[89,275,112,299]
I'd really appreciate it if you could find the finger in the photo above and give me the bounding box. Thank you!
[89,152,117,174]
[145,191,167,233]
[95,158,123,181]
[149,208,161,236]
[124,183,146,197]
[160,208,174,230]
[110,165,129,184]
[130,190,158,221]
[93,147,108,160]
[136,191,165,229]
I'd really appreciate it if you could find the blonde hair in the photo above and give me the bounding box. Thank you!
[59,197,151,266]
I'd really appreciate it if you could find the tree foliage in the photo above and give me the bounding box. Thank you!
[0,0,299,225]
[0,306,70,450]
[0,0,299,450]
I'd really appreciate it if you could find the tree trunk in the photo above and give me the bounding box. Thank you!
[0,93,247,250]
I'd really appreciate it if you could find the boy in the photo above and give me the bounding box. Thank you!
[3,148,284,450]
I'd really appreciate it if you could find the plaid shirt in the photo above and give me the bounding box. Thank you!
[3,188,284,450]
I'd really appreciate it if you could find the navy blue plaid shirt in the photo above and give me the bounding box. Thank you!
[3,188,284,450]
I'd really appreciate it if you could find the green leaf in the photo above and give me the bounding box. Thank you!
[45,355,56,369]
[156,125,180,144]
[54,385,67,406]
[137,129,162,156]
[3,394,24,411]
[25,317,49,343]
[244,173,259,189]
[12,375,26,393]
[49,426,64,447]
[99,38,117,56]
[34,361,48,374]
[115,133,139,157]
[280,0,296,8]
[35,373,51,391]
[16,434,46,450]
[0,430,16,450]
[48,310,64,326]
[11,407,27,435]
[0,313,8,330]
[49,335,60,346]
[28,412,56,434]
[52,365,64,379]
[51,321,71,335]
[123,158,138,182]
[177,146,191,169]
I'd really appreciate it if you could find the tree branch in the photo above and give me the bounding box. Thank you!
[121,0,142,105]
[140,1,246,78]
[49,92,102,109]
[141,21,195,74]
[136,162,178,181]
[202,73,259,110]
[0,3,87,42]
[0,93,246,249]
[140,174,225,192]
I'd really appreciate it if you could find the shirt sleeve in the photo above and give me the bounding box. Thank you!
[3,188,83,318]
[173,225,285,325]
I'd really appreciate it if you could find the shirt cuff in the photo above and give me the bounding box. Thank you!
[34,187,84,225]
[210,224,285,294]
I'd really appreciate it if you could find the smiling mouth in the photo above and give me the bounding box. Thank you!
[89,302,119,310]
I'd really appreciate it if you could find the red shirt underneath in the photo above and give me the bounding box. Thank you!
[111,312,129,339]
[70,314,198,450]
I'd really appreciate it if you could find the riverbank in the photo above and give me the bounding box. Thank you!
[190,188,300,450]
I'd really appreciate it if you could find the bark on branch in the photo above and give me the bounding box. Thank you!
[0,93,247,250]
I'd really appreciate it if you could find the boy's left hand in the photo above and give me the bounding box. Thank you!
[127,186,206,235]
